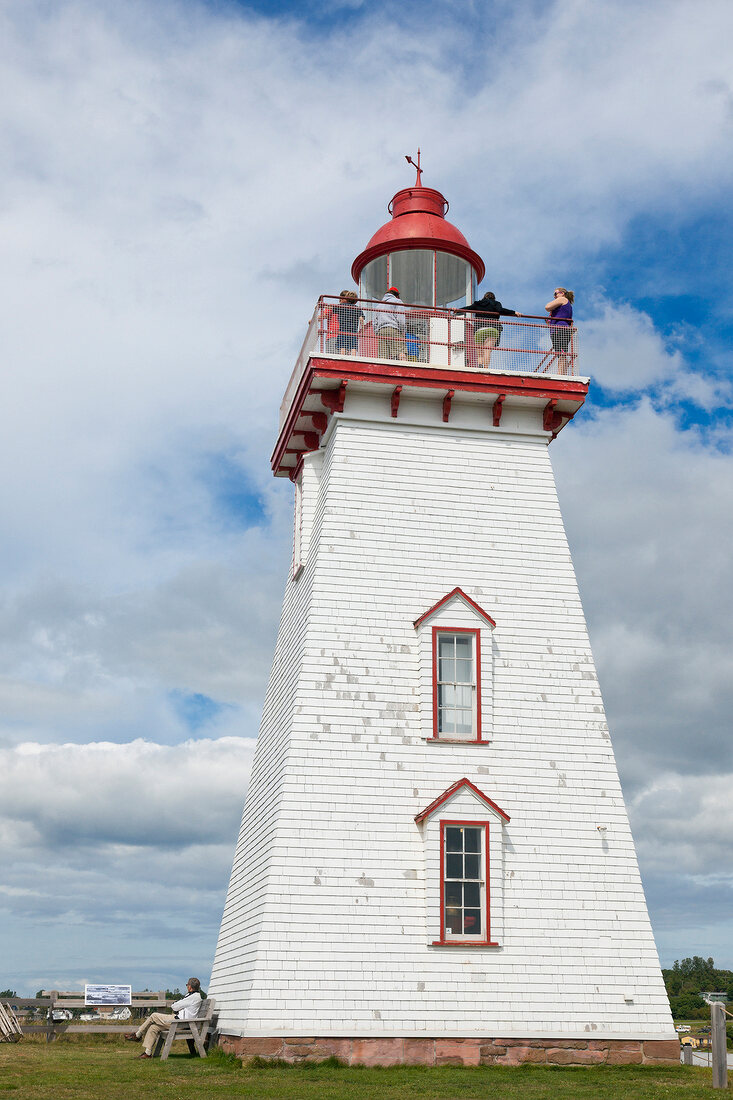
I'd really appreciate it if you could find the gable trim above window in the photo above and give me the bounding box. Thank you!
[415,777,511,826]
[414,586,496,630]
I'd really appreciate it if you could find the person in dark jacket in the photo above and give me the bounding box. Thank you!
[457,291,523,368]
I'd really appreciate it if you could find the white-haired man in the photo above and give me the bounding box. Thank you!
[125,977,202,1058]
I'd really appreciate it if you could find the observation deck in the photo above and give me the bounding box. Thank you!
[273,295,589,479]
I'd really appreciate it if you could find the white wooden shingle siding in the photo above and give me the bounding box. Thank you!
[209,388,674,1040]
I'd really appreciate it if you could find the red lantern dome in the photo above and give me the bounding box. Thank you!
[352,160,485,308]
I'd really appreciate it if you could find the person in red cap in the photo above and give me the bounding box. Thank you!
[373,287,407,361]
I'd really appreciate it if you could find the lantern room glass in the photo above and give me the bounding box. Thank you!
[389,250,433,307]
[361,256,388,302]
[436,252,473,309]
[360,250,474,308]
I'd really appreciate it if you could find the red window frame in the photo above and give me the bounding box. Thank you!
[433,819,497,947]
[431,626,482,741]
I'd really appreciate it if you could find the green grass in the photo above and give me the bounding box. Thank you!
[0,1035,729,1099]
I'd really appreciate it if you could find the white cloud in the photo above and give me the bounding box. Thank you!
[581,303,683,391]
[0,737,254,991]
[631,771,733,881]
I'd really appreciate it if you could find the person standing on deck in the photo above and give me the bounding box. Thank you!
[545,287,575,375]
[457,291,523,368]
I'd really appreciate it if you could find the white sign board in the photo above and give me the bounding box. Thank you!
[84,984,132,1006]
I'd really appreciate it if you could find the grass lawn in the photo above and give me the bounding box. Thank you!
[0,1036,730,1099]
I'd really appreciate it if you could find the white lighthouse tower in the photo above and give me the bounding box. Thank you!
[209,163,678,1067]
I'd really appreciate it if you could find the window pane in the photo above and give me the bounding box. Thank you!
[464,828,481,853]
[456,686,472,708]
[464,853,480,879]
[454,634,472,658]
[445,908,462,935]
[464,909,482,935]
[445,883,462,907]
[438,635,455,658]
[464,882,480,907]
[439,711,455,734]
[455,658,473,683]
[361,256,387,301]
[438,657,455,681]
[446,854,463,879]
[389,250,433,307]
[445,827,463,852]
[436,251,471,309]
[455,713,473,735]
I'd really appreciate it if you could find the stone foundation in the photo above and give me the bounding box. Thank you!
[218,1034,680,1067]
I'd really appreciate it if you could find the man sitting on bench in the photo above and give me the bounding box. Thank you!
[125,977,202,1058]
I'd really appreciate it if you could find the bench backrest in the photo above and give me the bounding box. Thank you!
[194,997,214,1020]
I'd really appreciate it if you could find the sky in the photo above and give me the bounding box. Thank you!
[0,0,732,996]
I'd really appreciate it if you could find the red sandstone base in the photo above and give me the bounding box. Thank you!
[218,1034,680,1067]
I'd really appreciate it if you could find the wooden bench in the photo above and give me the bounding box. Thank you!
[154,997,216,1060]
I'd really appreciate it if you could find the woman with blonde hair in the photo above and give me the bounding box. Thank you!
[545,287,575,375]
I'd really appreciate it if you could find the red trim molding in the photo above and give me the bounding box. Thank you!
[313,383,347,413]
[391,385,402,418]
[351,237,485,285]
[434,819,493,946]
[302,411,328,432]
[414,586,496,629]
[272,359,587,477]
[310,358,588,401]
[431,626,482,742]
[543,399,561,433]
[415,778,510,825]
[492,394,505,427]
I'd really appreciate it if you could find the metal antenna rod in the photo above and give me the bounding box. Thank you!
[405,148,422,186]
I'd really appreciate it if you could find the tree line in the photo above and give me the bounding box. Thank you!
[663,957,733,1019]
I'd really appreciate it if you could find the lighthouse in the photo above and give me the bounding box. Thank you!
[209,161,678,1067]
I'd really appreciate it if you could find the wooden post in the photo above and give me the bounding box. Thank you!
[711,1001,728,1089]
[46,991,56,1044]
[682,1044,693,1065]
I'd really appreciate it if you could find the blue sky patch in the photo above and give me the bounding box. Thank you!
[170,690,235,731]
[198,452,268,531]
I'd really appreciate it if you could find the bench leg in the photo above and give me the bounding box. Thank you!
[188,1023,208,1058]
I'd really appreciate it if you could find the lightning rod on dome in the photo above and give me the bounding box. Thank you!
[405,148,422,186]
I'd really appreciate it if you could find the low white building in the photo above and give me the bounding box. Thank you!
[209,167,678,1067]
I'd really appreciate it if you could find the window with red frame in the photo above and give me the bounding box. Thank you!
[442,822,488,942]
[433,628,480,740]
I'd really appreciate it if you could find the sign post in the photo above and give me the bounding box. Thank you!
[711,1001,728,1089]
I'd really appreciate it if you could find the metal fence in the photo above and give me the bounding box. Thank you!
[278,296,580,431]
[315,296,579,375]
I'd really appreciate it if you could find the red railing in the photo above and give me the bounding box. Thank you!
[316,296,578,375]
[279,297,580,429]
